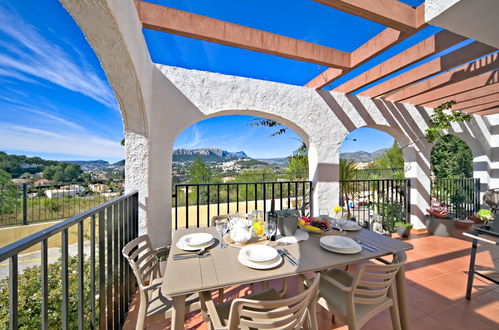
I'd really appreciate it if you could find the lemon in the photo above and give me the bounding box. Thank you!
[304,225,322,232]
[298,219,306,226]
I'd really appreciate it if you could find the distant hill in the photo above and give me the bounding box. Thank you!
[256,157,288,166]
[65,160,109,171]
[0,151,58,178]
[340,149,387,163]
[173,148,248,162]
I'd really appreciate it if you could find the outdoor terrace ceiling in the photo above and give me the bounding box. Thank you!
[135,0,499,115]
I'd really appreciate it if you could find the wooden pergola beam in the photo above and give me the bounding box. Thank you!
[396,70,499,106]
[136,1,351,68]
[451,93,499,111]
[305,28,404,89]
[386,53,499,103]
[462,101,499,114]
[360,42,496,98]
[305,28,403,89]
[313,0,425,33]
[332,30,467,94]
[472,107,499,116]
[422,84,499,108]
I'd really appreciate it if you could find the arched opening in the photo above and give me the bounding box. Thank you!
[430,134,477,219]
[338,127,410,233]
[171,114,311,228]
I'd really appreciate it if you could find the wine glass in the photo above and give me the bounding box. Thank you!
[215,219,227,248]
[264,219,277,245]
[319,208,328,220]
[335,218,347,235]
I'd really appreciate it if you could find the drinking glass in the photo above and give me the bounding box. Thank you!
[215,219,227,248]
[252,210,264,222]
[335,218,347,235]
[319,208,328,220]
[264,219,277,244]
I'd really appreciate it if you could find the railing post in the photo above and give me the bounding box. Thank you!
[22,183,28,225]
[475,178,481,212]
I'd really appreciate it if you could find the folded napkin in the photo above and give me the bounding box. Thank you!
[276,229,309,244]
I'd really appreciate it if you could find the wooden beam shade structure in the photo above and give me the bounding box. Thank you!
[422,84,499,108]
[462,101,499,114]
[331,30,467,94]
[472,107,499,116]
[360,42,496,98]
[305,28,404,89]
[450,93,499,111]
[313,0,425,33]
[136,1,351,69]
[395,70,499,106]
[386,53,499,103]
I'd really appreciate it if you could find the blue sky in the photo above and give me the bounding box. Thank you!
[0,0,454,162]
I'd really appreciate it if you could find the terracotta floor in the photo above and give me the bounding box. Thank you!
[124,230,499,329]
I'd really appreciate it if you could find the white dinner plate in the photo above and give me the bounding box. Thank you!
[240,245,278,263]
[332,220,362,231]
[176,237,215,251]
[237,252,283,270]
[320,241,362,254]
[320,236,359,250]
[181,233,213,246]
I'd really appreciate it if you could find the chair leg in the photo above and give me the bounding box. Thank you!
[331,313,335,324]
[389,304,402,330]
[136,292,148,330]
[217,288,224,304]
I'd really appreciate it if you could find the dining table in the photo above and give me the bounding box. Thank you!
[162,226,413,330]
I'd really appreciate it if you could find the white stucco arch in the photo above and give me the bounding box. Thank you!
[59,0,498,247]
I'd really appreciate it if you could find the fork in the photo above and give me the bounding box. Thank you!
[278,249,297,266]
[173,252,210,260]
[281,248,299,265]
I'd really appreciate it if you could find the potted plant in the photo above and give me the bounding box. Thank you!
[476,209,494,225]
[394,222,413,238]
[276,209,299,236]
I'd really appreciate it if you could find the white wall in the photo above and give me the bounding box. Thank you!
[60,0,499,247]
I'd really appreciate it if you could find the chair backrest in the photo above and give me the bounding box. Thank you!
[350,251,406,305]
[226,275,320,330]
[210,213,251,226]
[122,235,161,289]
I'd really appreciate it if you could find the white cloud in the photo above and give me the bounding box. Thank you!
[0,123,124,159]
[175,125,203,149]
[0,4,117,109]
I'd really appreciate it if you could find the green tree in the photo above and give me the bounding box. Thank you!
[286,143,308,180]
[42,163,83,182]
[430,135,473,178]
[189,157,212,184]
[0,169,19,216]
[369,141,404,170]
[425,101,471,143]
[339,158,358,219]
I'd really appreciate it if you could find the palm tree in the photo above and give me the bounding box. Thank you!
[340,159,358,219]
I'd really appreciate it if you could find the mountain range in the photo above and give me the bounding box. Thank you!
[64,147,388,172]
[173,148,248,162]
[339,149,387,163]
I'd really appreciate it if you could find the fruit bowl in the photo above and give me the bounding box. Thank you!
[298,217,330,235]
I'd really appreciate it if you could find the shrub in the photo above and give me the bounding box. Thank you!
[0,256,96,329]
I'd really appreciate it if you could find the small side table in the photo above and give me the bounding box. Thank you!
[464,230,499,299]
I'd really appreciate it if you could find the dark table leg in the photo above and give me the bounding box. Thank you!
[466,238,478,300]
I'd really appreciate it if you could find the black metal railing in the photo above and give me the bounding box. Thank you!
[172,181,312,229]
[0,191,138,329]
[339,179,411,232]
[431,178,480,217]
[0,183,120,227]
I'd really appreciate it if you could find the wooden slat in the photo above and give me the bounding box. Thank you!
[387,53,499,103]
[421,81,499,108]
[360,42,496,98]
[333,30,467,94]
[313,0,425,33]
[394,69,499,105]
[462,101,499,114]
[136,1,350,68]
[472,107,499,116]
[350,28,403,66]
[305,28,406,89]
[451,93,499,111]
